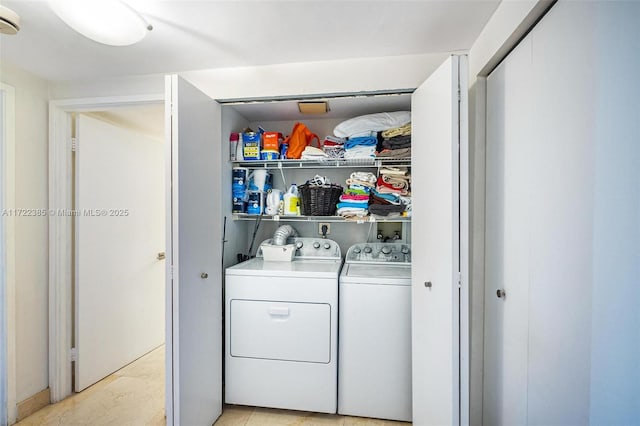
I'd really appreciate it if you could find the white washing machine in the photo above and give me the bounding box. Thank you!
[338,242,412,422]
[225,237,342,413]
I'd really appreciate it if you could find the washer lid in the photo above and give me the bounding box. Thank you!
[226,257,343,278]
[341,263,411,285]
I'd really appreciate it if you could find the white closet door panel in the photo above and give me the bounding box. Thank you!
[166,75,222,426]
[75,114,165,392]
[483,37,533,426]
[411,55,464,426]
[527,4,595,424]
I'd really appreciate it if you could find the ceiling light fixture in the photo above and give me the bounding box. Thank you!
[298,102,329,114]
[48,0,152,46]
[0,5,20,35]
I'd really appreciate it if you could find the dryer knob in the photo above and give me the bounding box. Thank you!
[296,241,304,249]
[323,243,331,250]
[401,246,410,255]
[313,242,321,249]
[381,246,392,255]
[364,246,372,254]
[353,247,361,254]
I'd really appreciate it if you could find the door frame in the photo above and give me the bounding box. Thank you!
[48,94,164,403]
[1,82,16,426]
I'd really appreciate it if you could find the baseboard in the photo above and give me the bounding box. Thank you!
[16,388,50,421]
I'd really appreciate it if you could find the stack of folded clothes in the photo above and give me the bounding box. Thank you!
[333,111,411,160]
[377,123,411,159]
[336,171,377,218]
[322,136,346,159]
[376,167,410,196]
[369,167,411,217]
[343,136,377,160]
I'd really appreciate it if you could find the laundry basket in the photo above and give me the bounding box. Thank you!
[298,183,343,216]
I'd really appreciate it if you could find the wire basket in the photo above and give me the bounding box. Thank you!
[299,183,343,216]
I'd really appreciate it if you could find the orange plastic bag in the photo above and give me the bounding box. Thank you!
[284,122,320,159]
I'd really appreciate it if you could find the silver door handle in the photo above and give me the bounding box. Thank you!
[496,289,506,298]
[157,252,166,260]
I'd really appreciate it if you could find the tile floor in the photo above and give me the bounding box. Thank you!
[16,346,411,425]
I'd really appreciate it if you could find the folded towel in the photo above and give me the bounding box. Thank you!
[368,204,405,217]
[350,171,377,184]
[344,136,378,150]
[339,194,370,201]
[323,135,346,145]
[344,146,376,159]
[381,122,412,138]
[301,146,328,160]
[336,207,369,218]
[376,147,412,158]
[370,191,402,205]
[380,167,409,177]
[379,175,409,190]
[382,135,412,150]
[345,188,370,196]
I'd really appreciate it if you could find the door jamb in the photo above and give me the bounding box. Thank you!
[1,82,16,426]
[48,94,164,403]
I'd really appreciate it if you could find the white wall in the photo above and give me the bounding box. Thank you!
[48,53,450,103]
[183,53,449,100]
[589,2,640,423]
[0,63,49,403]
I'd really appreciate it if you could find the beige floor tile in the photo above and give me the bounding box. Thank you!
[16,346,165,426]
[16,346,411,426]
[214,405,254,425]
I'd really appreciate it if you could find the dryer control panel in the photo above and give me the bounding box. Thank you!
[258,237,341,260]
[345,243,411,265]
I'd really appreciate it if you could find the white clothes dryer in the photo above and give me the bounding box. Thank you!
[338,242,412,422]
[225,237,342,414]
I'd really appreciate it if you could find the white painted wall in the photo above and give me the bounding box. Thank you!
[589,2,640,423]
[183,53,449,100]
[0,63,49,404]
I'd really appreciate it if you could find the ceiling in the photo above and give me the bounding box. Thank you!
[0,0,500,82]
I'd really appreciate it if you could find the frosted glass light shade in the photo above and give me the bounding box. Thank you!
[49,0,147,46]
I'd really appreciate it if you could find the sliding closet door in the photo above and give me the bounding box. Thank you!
[483,36,533,426]
[484,2,640,424]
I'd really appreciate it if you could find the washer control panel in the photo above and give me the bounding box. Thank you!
[345,243,411,264]
[258,237,341,260]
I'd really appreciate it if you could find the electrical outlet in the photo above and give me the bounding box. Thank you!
[318,222,331,236]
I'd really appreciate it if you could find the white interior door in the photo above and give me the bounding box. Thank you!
[483,36,533,426]
[411,55,468,426]
[165,75,222,426]
[75,114,165,392]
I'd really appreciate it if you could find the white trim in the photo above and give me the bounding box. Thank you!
[164,76,175,426]
[48,94,164,404]
[458,55,471,426]
[0,82,16,426]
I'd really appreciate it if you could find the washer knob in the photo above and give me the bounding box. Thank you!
[353,247,361,254]
[364,246,372,254]
[401,246,410,254]
[313,242,321,249]
[381,246,392,255]
[324,242,331,250]
[296,241,304,249]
